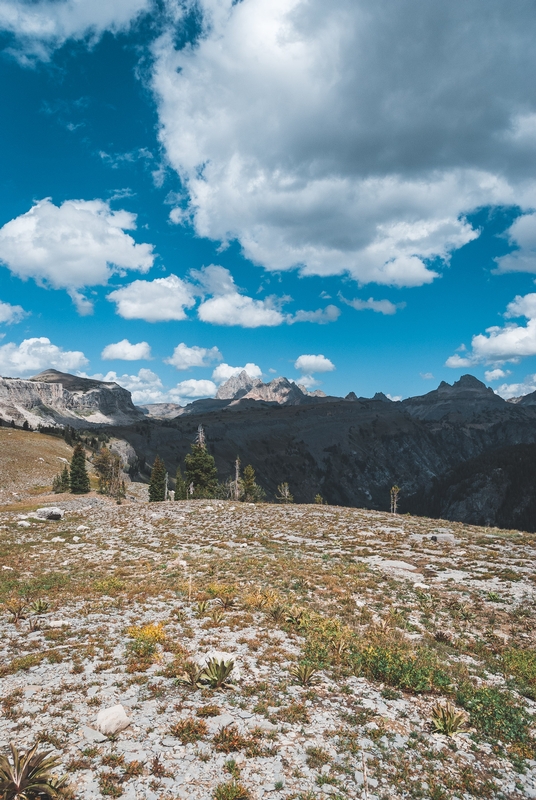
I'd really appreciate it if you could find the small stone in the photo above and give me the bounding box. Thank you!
[80,725,107,743]
[96,704,131,735]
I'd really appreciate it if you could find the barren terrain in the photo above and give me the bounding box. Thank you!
[1,432,536,799]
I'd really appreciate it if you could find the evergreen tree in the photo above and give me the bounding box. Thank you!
[241,464,265,502]
[184,444,218,498]
[69,443,90,494]
[22,420,29,431]
[175,467,188,500]
[60,466,70,492]
[149,455,167,502]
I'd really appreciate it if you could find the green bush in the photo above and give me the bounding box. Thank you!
[352,643,452,694]
[457,685,534,747]
[501,649,536,699]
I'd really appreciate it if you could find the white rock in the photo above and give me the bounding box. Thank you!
[96,704,131,735]
[17,520,31,527]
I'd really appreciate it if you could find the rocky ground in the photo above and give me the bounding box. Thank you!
[2,489,536,800]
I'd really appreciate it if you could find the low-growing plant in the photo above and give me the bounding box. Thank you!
[289,663,319,687]
[269,604,286,623]
[457,685,534,750]
[224,759,240,779]
[196,600,210,615]
[4,599,27,625]
[213,779,251,800]
[211,608,225,625]
[0,742,68,799]
[169,717,208,744]
[196,704,222,717]
[430,702,468,736]
[305,746,331,770]
[30,599,50,614]
[213,725,263,757]
[176,660,203,689]
[198,658,236,690]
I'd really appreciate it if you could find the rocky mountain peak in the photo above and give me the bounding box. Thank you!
[215,370,263,400]
[30,369,117,392]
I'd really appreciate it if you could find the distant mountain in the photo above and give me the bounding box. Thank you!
[0,369,144,428]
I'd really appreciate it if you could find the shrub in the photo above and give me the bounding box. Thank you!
[352,643,452,694]
[213,780,251,800]
[457,686,534,749]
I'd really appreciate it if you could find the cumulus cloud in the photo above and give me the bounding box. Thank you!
[101,339,151,360]
[294,354,335,374]
[0,198,154,314]
[340,295,405,315]
[495,375,536,400]
[0,337,87,376]
[0,0,151,63]
[420,372,434,380]
[211,362,262,383]
[0,300,27,324]
[485,368,509,382]
[289,305,340,324]
[168,379,217,402]
[85,368,164,404]
[495,213,536,274]
[107,274,195,322]
[193,265,285,328]
[152,0,536,288]
[446,292,536,366]
[165,342,222,370]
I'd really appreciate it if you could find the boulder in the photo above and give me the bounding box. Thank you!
[35,507,64,521]
[96,704,131,735]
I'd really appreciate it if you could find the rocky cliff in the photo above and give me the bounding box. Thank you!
[0,369,144,428]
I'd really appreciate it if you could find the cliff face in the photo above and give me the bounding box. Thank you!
[0,370,144,428]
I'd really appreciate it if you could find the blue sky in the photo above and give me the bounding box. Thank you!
[1,1,536,404]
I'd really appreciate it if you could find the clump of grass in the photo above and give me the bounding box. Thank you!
[430,702,468,736]
[196,704,222,717]
[501,648,536,699]
[305,746,331,770]
[213,725,264,757]
[169,717,208,744]
[457,685,535,753]
[213,780,251,800]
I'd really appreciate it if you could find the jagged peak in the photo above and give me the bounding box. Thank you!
[215,370,263,400]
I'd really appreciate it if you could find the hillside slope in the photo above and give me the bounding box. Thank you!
[0,427,73,506]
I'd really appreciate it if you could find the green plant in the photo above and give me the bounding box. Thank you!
[285,607,306,627]
[305,746,331,769]
[215,596,235,611]
[224,759,240,779]
[176,660,203,689]
[69,443,90,494]
[184,435,219,498]
[289,663,319,687]
[169,717,208,744]
[430,702,468,736]
[198,658,236,690]
[30,599,50,615]
[457,686,534,748]
[276,482,293,503]
[148,455,167,502]
[314,494,324,504]
[196,600,210,615]
[213,779,251,800]
[211,608,225,625]
[197,704,222,717]
[213,725,263,756]
[269,604,286,623]
[0,742,68,799]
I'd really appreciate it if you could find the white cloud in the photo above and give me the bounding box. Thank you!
[165,342,222,370]
[485,368,510,382]
[152,0,536,288]
[107,274,195,322]
[386,394,402,402]
[420,372,434,380]
[0,337,87,376]
[85,368,165,404]
[340,295,405,315]
[446,292,536,366]
[101,339,152,360]
[294,354,335,374]
[495,375,536,400]
[168,378,217,402]
[495,213,536,274]
[193,265,285,328]
[0,0,151,63]
[0,198,154,313]
[0,300,27,324]
[211,362,262,383]
[298,374,320,389]
[289,305,340,324]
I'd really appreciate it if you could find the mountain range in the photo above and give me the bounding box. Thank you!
[3,368,536,530]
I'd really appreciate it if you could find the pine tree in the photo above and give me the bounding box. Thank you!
[94,447,113,494]
[149,456,167,502]
[175,467,188,500]
[69,443,90,494]
[241,464,265,502]
[60,466,70,492]
[184,444,218,498]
